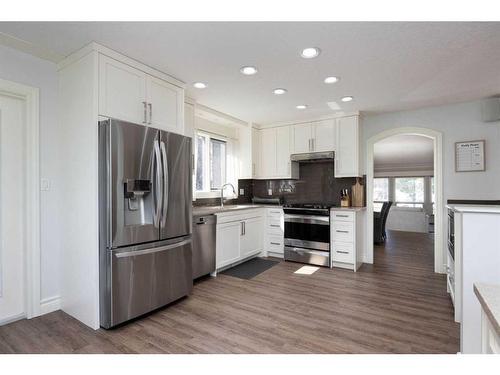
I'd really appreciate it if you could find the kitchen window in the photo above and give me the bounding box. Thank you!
[195,131,233,196]
[395,177,425,208]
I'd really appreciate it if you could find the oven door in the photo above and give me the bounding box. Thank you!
[284,214,330,251]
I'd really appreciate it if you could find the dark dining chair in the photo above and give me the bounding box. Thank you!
[374,201,393,244]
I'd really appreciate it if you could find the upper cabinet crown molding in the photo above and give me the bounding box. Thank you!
[57,42,185,89]
[256,111,361,130]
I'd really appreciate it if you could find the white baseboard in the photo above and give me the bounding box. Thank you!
[40,296,61,315]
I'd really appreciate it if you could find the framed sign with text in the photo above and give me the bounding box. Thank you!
[455,140,485,172]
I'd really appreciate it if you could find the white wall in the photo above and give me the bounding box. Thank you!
[0,45,61,305]
[363,100,500,201]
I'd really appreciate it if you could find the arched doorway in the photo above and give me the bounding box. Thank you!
[365,127,444,273]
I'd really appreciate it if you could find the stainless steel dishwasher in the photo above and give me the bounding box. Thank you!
[192,214,216,279]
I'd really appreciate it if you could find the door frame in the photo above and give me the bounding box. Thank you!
[0,78,40,320]
[365,126,444,273]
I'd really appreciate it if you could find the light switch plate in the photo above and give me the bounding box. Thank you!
[239,188,245,195]
[40,178,50,191]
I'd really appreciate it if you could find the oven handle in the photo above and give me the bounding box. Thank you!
[284,214,330,225]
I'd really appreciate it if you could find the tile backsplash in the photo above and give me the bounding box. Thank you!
[238,162,366,206]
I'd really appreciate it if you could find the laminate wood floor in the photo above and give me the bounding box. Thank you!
[0,230,459,354]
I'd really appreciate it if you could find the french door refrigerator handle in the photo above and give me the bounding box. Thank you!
[160,140,169,226]
[142,101,147,124]
[153,141,162,227]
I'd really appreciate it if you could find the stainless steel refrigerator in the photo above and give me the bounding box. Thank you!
[98,119,192,329]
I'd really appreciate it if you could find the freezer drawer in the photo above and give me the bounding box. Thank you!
[105,238,192,328]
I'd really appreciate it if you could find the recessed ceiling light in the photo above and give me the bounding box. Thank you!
[341,96,354,102]
[301,47,321,59]
[273,88,287,95]
[193,82,207,89]
[324,76,340,84]
[240,66,258,75]
[296,104,308,110]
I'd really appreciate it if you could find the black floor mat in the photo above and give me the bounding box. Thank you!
[221,258,279,280]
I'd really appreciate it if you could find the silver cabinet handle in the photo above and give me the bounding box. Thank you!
[336,214,349,218]
[336,250,349,254]
[243,221,246,235]
[311,138,315,151]
[270,224,280,228]
[142,101,147,124]
[240,221,244,235]
[270,242,281,246]
[160,140,168,226]
[336,230,349,233]
[148,103,152,124]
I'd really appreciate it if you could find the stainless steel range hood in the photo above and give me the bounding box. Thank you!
[290,151,334,163]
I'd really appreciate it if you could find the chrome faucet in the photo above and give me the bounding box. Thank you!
[220,183,236,208]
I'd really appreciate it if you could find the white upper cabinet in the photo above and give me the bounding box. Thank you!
[292,120,336,153]
[313,119,336,152]
[276,126,292,177]
[238,125,253,180]
[292,123,313,153]
[258,126,299,179]
[99,55,147,125]
[335,115,361,177]
[251,127,261,178]
[260,128,277,177]
[99,54,184,135]
[146,75,183,134]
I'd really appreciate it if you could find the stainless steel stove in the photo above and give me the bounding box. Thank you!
[283,203,335,267]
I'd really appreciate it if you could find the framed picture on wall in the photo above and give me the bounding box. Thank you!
[455,140,485,172]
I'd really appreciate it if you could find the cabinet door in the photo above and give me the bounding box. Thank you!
[260,128,277,177]
[146,75,184,134]
[276,126,292,177]
[240,217,264,258]
[216,221,241,269]
[238,126,253,179]
[99,55,147,124]
[335,116,360,177]
[252,128,261,178]
[292,123,312,153]
[313,119,336,152]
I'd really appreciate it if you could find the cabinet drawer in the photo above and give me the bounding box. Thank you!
[267,217,282,232]
[267,234,284,254]
[331,211,354,222]
[267,208,283,217]
[332,242,354,263]
[332,221,354,242]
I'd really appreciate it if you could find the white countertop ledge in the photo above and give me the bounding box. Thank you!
[446,204,500,214]
[474,283,500,336]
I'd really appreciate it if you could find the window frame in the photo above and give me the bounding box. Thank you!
[394,176,425,209]
[194,130,231,198]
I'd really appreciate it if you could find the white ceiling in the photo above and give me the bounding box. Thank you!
[374,134,434,172]
[1,22,500,125]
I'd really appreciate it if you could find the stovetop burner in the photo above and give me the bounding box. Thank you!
[283,203,336,210]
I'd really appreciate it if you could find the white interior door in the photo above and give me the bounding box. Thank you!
[0,94,26,324]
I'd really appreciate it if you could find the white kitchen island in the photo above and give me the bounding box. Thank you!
[448,204,500,353]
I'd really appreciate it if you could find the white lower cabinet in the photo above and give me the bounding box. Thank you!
[264,208,285,257]
[331,209,365,271]
[481,310,500,354]
[215,209,264,270]
[240,217,264,257]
